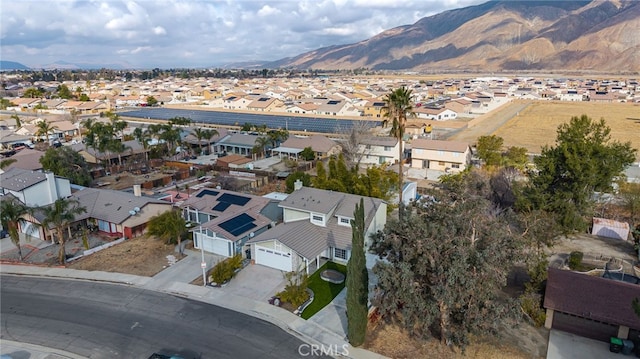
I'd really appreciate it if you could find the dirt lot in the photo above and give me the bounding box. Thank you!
[493,101,640,154]
[68,236,183,277]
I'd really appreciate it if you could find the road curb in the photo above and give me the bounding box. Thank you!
[1,339,88,359]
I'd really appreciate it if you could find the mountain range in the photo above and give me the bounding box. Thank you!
[266,0,640,73]
[3,0,638,73]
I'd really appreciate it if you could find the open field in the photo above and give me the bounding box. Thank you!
[492,101,640,155]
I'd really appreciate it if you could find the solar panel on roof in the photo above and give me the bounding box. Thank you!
[217,193,250,206]
[327,100,340,105]
[196,189,220,198]
[219,213,257,237]
[212,202,231,212]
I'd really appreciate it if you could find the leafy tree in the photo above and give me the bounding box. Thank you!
[371,170,522,349]
[382,87,414,218]
[476,135,503,167]
[503,146,529,170]
[1,98,17,109]
[147,210,187,253]
[168,116,192,126]
[618,182,640,226]
[146,95,158,107]
[0,197,37,261]
[24,87,44,98]
[56,84,73,99]
[267,129,289,147]
[285,171,312,193]
[78,93,90,101]
[520,115,636,231]
[40,147,92,186]
[241,122,253,132]
[299,146,315,161]
[347,198,368,346]
[41,198,86,264]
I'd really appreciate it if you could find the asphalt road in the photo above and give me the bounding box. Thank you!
[0,275,319,359]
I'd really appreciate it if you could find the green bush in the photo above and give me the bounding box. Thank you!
[520,292,546,327]
[209,254,243,284]
[568,251,584,270]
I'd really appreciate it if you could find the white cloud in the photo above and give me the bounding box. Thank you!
[1,0,486,68]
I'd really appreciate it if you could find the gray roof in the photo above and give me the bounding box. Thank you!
[72,187,169,224]
[279,135,338,153]
[279,187,344,215]
[0,168,47,191]
[218,133,265,147]
[250,187,385,260]
[360,136,398,147]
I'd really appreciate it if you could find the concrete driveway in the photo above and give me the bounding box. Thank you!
[222,264,287,302]
[308,288,348,340]
[547,330,620,359]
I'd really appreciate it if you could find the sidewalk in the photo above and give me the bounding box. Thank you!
[0,263,388,359]
[1,339,86,359]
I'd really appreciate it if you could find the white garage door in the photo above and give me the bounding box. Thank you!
[21,222,40,239]
[197,233,231,256]
[255,245,292,272]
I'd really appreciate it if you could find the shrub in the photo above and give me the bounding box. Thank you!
[277,271,310,307]
[568,251,584,270]
[520,292,546,327]
[209,254,243,284]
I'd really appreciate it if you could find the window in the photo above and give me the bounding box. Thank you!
[334,248,347,260]
[339,217,350,226]
[452,164,460,169]
[384,146,391,151]
[438,161,445,166]
[365,144,371,149]
[312,215,323,222]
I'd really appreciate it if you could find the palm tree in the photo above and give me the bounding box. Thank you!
[0,197,36,261]
[10,112,21,128]
[81,117,97,144]
[40,198,86,264]
[202,128,219,155]
[253,136,271,159]
[147,210,187,254]
[133,127,151,162]
[191,128,207,155]
[382,86,414,219]
[35,121,59,146]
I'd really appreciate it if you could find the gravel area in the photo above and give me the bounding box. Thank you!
[0,235,112,265]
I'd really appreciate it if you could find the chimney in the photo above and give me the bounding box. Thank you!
[133,184,142,197]
[294,179,303,191]
[45,172,58,203]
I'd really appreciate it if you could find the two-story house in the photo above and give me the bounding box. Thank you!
[181,188,281,257]
[410,139,472,173]
[247,185,387,274]
[357,136,401,166]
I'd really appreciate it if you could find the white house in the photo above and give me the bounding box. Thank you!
[357,136,401,166]
[0,169,71,207]
[414,107,458,121]
[247,185,387,274]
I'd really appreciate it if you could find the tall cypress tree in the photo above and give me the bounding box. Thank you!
[347,198,368,346]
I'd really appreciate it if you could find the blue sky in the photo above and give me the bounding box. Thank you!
[1,0,485,69]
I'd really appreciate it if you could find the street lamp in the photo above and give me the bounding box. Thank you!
[199,226,207,286]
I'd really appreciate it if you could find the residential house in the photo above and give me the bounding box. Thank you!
[215,154,254,169]
[544,268,640,342]
[72,140,148,166]
[0,169,71,207]
[246,97,283,112]
[410,139,472,173]
[217,132,266,157]
[181,188,281,257]
[1,149,44,172]
[362,100,386,118]
[286,103,318,115]
[247,185,387,273]
[414,107,458,121]
[357,136,401,166]
[271,135,341,160]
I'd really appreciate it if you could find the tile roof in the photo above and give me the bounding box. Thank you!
[72,187,169,224]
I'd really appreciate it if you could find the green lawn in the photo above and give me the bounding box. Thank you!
[301,261,347,319]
